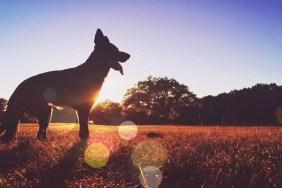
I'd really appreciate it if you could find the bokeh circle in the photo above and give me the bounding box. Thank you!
[132,140,167,168]
[84,142,110,168]
[139,166,163,188]
[44,88,56,102]
[118,121,138,140]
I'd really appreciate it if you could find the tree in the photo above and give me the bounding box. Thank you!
[0,98,7,121]
[199,83,282,125]
[51,107,77,123]
[122,76,198,124]
[0,98,7,112]
[90,100,122,125]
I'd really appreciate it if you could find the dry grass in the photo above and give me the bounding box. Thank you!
[0,124,281,187]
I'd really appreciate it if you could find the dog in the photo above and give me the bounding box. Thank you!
[0,29,130,142]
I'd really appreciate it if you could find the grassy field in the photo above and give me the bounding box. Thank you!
[0,124,281,188]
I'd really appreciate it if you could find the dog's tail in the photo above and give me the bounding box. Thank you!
[0,100,21,143]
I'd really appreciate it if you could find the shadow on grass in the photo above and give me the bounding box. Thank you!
[0,140,34,173]
[105,146,140,186]
[69,145,142,187]
[36,139,88,188]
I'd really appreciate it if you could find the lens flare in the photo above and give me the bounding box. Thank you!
[132,140,167,168]
[139,166,163,188]
[44,88,56,102]
[84,143,110,168]
[118,121,138,140]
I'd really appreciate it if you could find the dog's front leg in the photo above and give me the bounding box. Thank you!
[77,107,91,139]
[37,107,52,140]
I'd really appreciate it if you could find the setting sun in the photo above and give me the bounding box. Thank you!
[93,88,107,105]
[93,74,128,104]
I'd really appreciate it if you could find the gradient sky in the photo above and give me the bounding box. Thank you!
[1,0,282,103]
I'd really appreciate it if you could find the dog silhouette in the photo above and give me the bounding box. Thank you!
[0,29,130,142]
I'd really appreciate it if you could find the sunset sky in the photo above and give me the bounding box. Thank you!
[1,0,281,103]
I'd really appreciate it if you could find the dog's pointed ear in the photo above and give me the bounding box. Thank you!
[104,36,110,43]
[94,29,104,44]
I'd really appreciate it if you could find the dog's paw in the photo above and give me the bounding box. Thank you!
[36,132,48,141]
[36,137,48,141]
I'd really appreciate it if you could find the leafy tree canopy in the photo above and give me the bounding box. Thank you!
[90,100,122,124]
[122,76,198,122]
[0,98,7,113]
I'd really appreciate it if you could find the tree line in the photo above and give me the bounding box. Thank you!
[91,76,282,125]
[1,76,282,125]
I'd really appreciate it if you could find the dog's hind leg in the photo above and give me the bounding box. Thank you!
[36,107,52,140]
[0,106,21,143]
[77,107,91,139]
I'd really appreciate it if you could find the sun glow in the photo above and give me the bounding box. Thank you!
[93,93,102,105]
[92,73,130,105]
[93,89,108,106]
[93,84,116,105]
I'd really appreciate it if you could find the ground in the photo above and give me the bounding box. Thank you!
[0,124,281,187]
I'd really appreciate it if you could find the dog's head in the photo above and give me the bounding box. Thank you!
[94,29,130,75]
